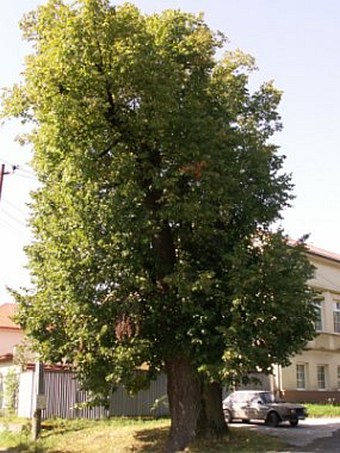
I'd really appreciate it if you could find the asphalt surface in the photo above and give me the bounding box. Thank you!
[232,417,340,452]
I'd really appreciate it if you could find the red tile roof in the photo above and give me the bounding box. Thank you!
[306,244,340,264]
[288,239,340,264]
[0,303,20,330]
[0,352,14,363]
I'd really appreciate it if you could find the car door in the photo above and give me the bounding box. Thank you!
[247,394,265,421]
[231,392,252,420]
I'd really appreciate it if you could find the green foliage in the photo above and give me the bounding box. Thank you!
[2,370,19,415]
[13,337,37,370]
[3,0,317,403]
[217,233,318,385]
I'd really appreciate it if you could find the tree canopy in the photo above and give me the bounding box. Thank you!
[3,0,317,449]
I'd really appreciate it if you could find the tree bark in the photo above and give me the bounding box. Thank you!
[165,356,201,452]
[197,381,228,440]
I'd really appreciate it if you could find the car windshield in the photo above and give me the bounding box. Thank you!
[261,392,280,404]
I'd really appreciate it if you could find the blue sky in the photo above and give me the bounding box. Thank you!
[0,0,340,301]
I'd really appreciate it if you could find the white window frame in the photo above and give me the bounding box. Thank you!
[334,302,340,333]
[314,301,323,331]
[337,365,340,390]
[317,365,327,390]
[296,363,306,390]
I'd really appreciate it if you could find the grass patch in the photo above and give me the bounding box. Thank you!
[306,403,340,418]
[4,402,340,452]
[0,417,287,452]
[3,403,340,451]
[0,426,31,451]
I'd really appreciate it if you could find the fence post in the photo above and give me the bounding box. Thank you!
[32,361,45,440]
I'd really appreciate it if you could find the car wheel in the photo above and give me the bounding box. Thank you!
[224,409,233,423]
[289,418,299,427]
[266,412,280,427]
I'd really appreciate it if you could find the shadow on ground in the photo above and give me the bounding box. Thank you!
[133,426,169,452]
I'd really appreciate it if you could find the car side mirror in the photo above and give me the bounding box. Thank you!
[257,400,263,405]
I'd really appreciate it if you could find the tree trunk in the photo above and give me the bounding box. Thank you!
[165,356,201,452]
[197,381,228,440]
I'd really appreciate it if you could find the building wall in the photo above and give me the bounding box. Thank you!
[310,254,340,294]
[17,369,34,418]
[280,350,340,402]
[275,250,340,403]
[0,328,23,356]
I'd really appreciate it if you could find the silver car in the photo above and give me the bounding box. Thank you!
[223,390,307,427]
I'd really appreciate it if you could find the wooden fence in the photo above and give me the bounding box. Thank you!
[41,370,168,420]
[24,368,271,420]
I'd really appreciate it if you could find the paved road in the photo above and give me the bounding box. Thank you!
[232,417,340,452]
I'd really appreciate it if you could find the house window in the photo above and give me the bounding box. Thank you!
[337,366,340,389]
[314,301,322,331]
[296,364,306,389]
[334,302,340,333]
[317,365,327,390]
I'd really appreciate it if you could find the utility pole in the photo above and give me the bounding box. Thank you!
[0,164,5,201]
[0,163,15,201]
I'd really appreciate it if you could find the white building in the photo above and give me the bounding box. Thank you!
[273,244,340,403]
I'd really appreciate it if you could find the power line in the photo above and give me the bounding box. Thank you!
[0,217,19,232]
[2,199,28,217]
[0,163,38,202]
[0,157,14,166]
[0,161,36,241]
[0,215,28,235]
[13,172,37,181]
[0,208,27,229]
[0,159,35,175]
[15,165,35,176]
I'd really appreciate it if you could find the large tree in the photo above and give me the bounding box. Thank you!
[3,0,317,450]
